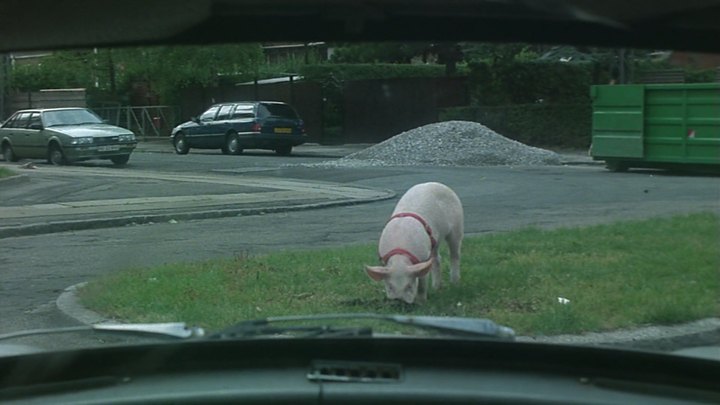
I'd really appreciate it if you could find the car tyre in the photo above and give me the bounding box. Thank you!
[174,133,190,155]
[275,145,292,156]
[48,144,66,165]
[2,144,18,162]
[111,155,131,165]
[225,132,243,155]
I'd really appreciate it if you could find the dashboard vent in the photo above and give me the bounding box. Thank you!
[307,360,402,383]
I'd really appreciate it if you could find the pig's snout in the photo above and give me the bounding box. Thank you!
[385,279,418,304]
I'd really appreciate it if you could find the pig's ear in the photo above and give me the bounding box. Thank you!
[407,258,433,278]
[365,265,390,281]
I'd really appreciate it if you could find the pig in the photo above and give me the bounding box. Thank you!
[365,182,464,304]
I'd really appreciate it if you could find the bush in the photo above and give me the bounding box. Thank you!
[685,68,718,83]
[468,61,595,106]
[299,63,450,82]
[439,103,592,148]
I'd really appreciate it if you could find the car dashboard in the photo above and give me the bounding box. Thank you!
[1,337,719,404]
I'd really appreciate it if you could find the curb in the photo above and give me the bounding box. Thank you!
[0,190,396,239]
[0,173,29,185]
[57,281,720,352]
[56,282,116,325]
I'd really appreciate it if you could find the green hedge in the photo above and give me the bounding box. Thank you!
[685,68,718,83]
[299,63,452,83]
[468,61,598,106]
[439,103,592,148]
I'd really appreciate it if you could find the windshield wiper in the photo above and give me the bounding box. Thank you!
[208,313,515,340]
[0,315,514,342]
[0,323,205,342]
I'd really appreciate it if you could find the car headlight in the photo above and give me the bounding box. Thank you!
[119,134,136,143]
[71,137,94,145]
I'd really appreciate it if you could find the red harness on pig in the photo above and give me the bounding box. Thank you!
[379,212,438,265]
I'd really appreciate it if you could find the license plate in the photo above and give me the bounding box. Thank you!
[98,145,120,152]
[274,127,292,134]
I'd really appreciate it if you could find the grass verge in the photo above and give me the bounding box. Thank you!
[79,213,720,336]
[0,167,16,179]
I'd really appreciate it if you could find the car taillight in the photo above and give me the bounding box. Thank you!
[251,123,262,132]
[299,120,306,133]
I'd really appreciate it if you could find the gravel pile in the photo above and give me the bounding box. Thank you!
[307,121,560,168]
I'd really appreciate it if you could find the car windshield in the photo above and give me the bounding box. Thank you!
[43,109,103,127]
[0,9,719,364]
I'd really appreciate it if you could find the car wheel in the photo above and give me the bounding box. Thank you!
[110,155,131,165]
[225,132,243,155]
[275,145,292,156]
[2,144,18,162]
[174,133,190,155]
[48,144,66,165]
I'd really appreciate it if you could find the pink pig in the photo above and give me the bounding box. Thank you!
[365,182,464,304]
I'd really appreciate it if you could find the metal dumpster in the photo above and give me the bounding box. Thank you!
[590,83,720,171]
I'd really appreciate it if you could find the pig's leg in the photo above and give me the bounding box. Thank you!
[447,231,462,284]
[431,248,442,290]
[417,276,428,301]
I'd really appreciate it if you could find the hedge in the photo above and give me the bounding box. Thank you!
[439,103,592,148]
[468,61,598,106]
[299,63,453,83]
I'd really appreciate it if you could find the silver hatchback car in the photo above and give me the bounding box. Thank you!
[0,107,137,165]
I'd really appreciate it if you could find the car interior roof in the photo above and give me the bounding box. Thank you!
[1,0,719,52]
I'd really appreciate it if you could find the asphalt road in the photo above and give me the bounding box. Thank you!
[1,147,719,351]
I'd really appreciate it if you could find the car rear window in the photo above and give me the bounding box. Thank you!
[1,114,20,128]
[231,104,255,119]
[259,103,298,119]
[11,113,32,128]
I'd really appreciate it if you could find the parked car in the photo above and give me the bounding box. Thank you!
[0,107,137,165]
[171,101,307,156]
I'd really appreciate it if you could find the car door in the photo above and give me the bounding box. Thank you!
[23,112,45,158]
[6,112,32,157]
[229,103,255,128]
[190,105,223,148]
[212,104,235,142]
[0,113,20,156]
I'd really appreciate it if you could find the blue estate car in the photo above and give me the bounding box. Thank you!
[171,101,307,156]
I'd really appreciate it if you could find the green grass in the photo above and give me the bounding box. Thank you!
[0,167,15,179]
[79,213,720,336]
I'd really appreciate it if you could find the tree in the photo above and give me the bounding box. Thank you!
[460,43,541,65]
[110,44,264,103]
[9,51,95,91]
[330,42,431,64]
[9,44,265,103]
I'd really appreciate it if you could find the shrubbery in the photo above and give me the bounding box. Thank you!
[467,60,598,105]
[440,103,592,148]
